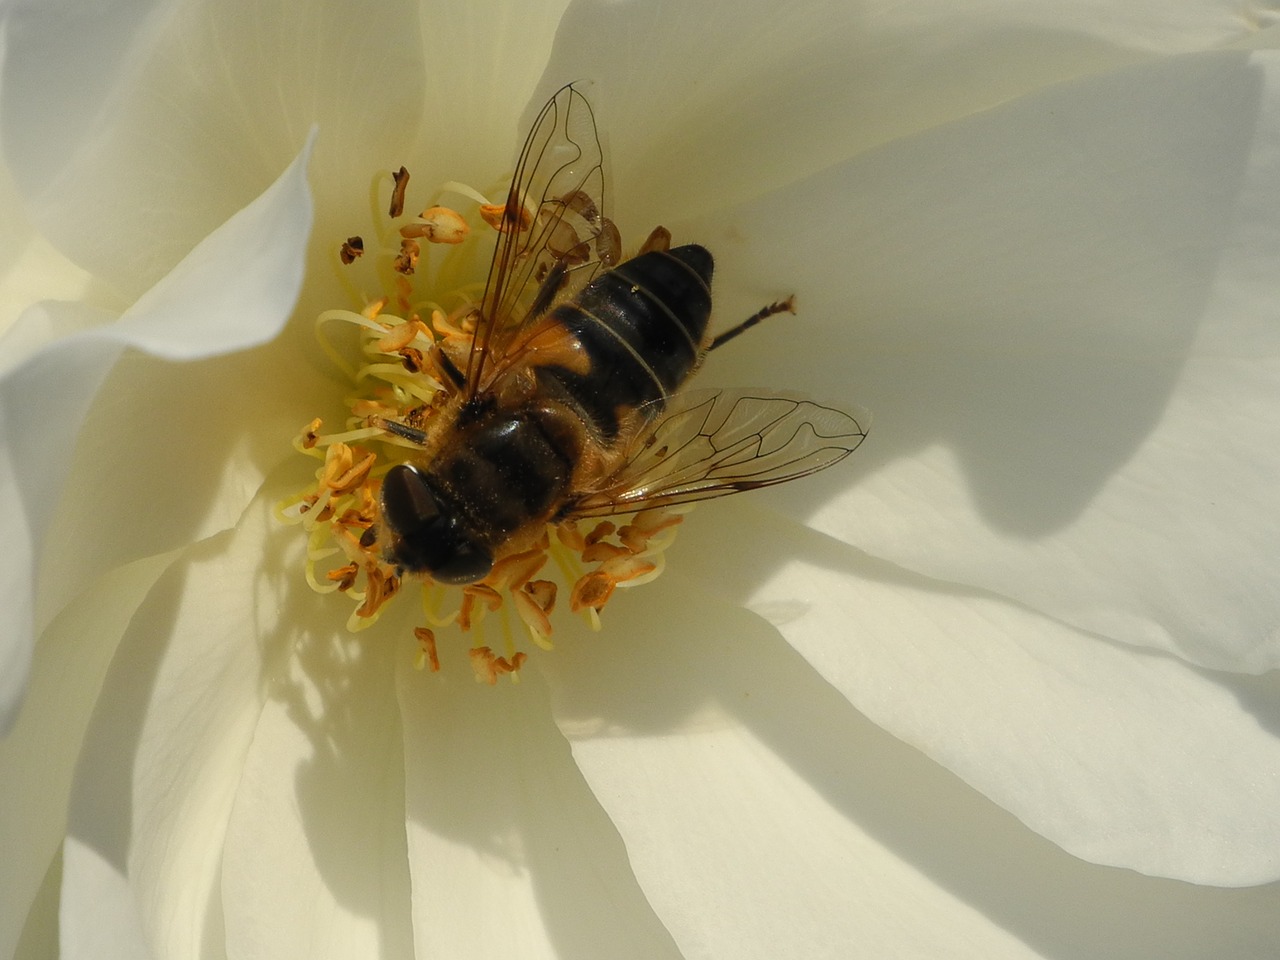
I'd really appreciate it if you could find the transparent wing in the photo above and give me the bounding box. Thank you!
[466,82,617,395]
[568,389,869,518]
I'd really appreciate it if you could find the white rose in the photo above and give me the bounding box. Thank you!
[4,1,1280,957]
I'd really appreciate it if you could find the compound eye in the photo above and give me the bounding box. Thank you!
[381,464,441,532]
[380,464,494,584]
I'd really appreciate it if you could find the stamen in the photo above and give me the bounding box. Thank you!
[466,647,503,685]
[570,571,616,613]
[389,166,410,218]
[415,627,441,672]
[299,418,323,450]
[393,238,421,275]
[400,206,470,245]
[339,236,364,264]
[278,166,689,679]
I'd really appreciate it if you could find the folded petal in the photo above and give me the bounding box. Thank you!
[60,490,290,959]
[683,505,1280,884]
[0,139,311,732]
[0,153,92,339]
[1,0,569,299]
[541,568,1280,955]
[0,552,174,960]
[672,49,1280,673]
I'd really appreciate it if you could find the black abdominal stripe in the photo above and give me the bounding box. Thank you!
[537,245,713,439]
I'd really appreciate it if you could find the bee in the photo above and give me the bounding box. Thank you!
[377,84,867,585]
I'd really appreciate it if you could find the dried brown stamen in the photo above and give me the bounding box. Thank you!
[389,166,410,218]
[415,628,441,672]
[339,236,364,264]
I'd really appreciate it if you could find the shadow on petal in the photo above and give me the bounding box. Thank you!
[689,51,1265,538]
[255,460,681,958]
[540,540,1280,959]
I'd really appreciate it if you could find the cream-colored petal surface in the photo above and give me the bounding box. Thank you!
[663,50,1280,673]
[2,0,399,296]
[540,0,1275,236]
[396,654,682,960]
[0,305,122,733]
[221,607,414,960]
[0,153,92,337]
[1,0,570,302]
[0,552,175,960]
[408,0,572,169]
[60,491,292,960]
[541,567,1280,957]
[33,335,333,630]
[0,140,312,732]
[674,504,1280,884]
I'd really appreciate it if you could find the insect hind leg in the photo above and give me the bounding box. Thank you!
[708,296,796,351]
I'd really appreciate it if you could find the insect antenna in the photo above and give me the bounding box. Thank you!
[708,296,796,351]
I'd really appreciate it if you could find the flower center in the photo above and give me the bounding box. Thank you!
[276,167,685,683]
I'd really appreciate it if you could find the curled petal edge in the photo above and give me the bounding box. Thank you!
[0,130,316,735]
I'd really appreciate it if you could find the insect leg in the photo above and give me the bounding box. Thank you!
[376,418,430,445]
[708,296,796,351]
[429,345,466,390]
[526,259,570,321]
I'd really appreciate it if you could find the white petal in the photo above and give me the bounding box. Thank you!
[671,49,1280,672]
[677,505,1280,885]
[0,551,174,960]
[544,0,1273,231]
[0,308,119,735]
[60,838,154,960]
[111,130,315,359]
[1,0,567,297]
[395,653,682,959]
[412,0,573,160]
[540,572,1280,956]
[222,629,414,960]
[0,139,313,732]
[13,848,60,960]
[61,491,288,959]
[0,150,92,339]
[0,0,336,291]
[34,339,333,641]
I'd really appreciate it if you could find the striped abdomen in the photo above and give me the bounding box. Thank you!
[382,244,715,582]
[535,244,714,439]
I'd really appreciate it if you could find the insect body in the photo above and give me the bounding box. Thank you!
[532,243,713,441]
[378,85,866,585]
